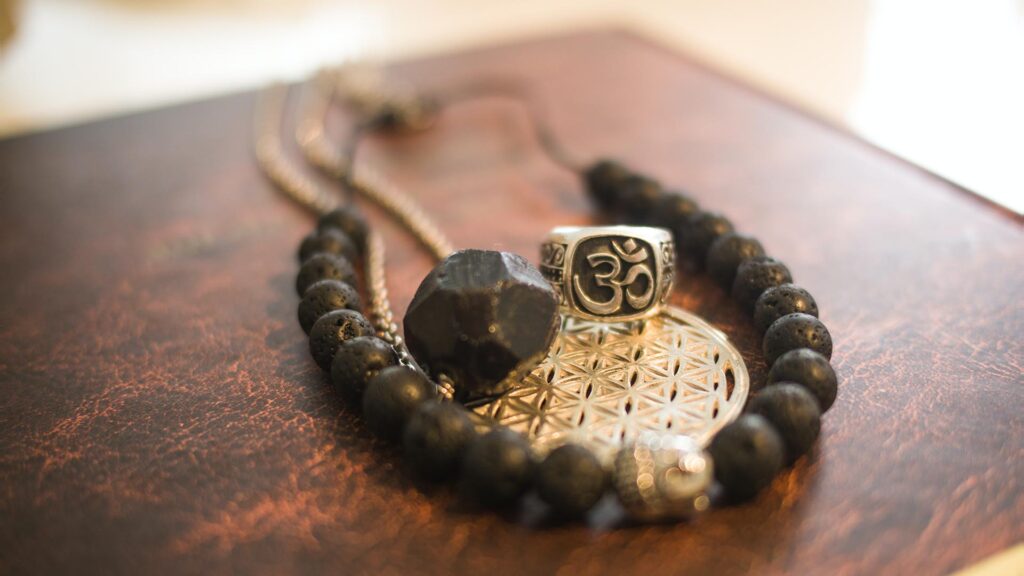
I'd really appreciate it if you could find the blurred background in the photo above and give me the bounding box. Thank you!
[1,0,1022,213]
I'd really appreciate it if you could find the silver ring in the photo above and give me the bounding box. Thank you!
[541,226,674,322]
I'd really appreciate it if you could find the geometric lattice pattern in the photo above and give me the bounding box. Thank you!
[471,307,749,464]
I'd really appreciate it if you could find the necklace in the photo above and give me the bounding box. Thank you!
[254,68,838,522]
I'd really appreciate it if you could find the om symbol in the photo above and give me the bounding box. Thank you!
[572,238,655,315]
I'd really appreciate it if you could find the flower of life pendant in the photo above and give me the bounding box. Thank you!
[471,306,750,464]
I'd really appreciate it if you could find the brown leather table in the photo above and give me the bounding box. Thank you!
[1,30,1021,575]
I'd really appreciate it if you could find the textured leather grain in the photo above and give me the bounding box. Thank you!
[0,30,1021,576]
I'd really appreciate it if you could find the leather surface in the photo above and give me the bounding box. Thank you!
[0,30,1021,575]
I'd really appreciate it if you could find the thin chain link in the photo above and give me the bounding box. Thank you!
[296,70,455,261]
[364,228,423,370]
[253,82,416,367]
[253,83,338,216]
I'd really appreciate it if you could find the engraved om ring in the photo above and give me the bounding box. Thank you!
[541,226,675,322]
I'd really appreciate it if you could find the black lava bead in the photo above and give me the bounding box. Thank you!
[536,444,608,518]
[708,414,785,502]
[706,233,765,290]
[754,284,819,333]
[460,429,535,508]
[298,228,358,263]
[583,160,631,212]
[731,256,793,313]
[330,335,398,401]
[362,365,435,441]
[646,191,699,230]
[295,253,357,296]
[317,206,369,250]
[297,279,362,334]
[676,211,735,267]
[308,309,375,371]
[763,312,833,365]
[768,348,838,412]
[618,175,663,223]
[748,383,822,463]
[403,402,476,481]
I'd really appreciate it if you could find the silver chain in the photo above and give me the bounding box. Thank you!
[364,227,425,371]
[296,70,455,260]
[253,83,338,216]
[253,79,446,377]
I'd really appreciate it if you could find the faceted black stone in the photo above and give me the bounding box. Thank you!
[362,365,435,441]
[295,253,357,296]
[297,279,362,334]
[298,228,358,263]
[646,191,699,231]
[731,256,792,313]
[460,429,535,508]
[768,348,838,412]
[317,206,369,250]
[330,336,398,402]
[754,284,819,333]
[707,233,765,290]
[708,414,785,502]
[763,312,833,365]
[536,444,608,518]
[748,383,822,463]
[676,211,734,267]
[403,249,559,401]
[583,160,631,212]
[308,309,374,371]
[403,402,476,481]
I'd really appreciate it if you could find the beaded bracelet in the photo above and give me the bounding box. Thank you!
[292,162,838,519]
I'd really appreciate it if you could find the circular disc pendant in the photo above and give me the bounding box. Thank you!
[471,306,750,464]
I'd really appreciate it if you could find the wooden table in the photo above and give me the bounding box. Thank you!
[1,30,1021,575]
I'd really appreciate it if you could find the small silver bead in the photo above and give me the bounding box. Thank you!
[613,434,713,521]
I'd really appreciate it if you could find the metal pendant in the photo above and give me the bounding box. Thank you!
[470,305,750,465]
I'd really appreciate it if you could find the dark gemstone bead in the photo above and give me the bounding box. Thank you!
[297,279,362,334]
[295,253,357,296]
[618,175,663,223]
[731,256,793,313]
[330,336,398,401]
[308,309,374,371]
[404,249,559,401]
[583,160,631,212]
[768,348,838,412]
[646,191,699,231]
[754,284,819,333]
[676,211,734,267]
[317,206,369,250]
[298,228,358,263]
[748,383,822,463]
[708,414,785,502]
[763,312,833,365]
[536,444,608,518]
[706,233,765,290]
[460,429,535,508]
[362,365,435,441]
[403,402,476,481]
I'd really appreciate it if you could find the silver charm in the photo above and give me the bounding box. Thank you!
[542,226,674,322]
[471,306,749,464]
[612,434,713,520]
